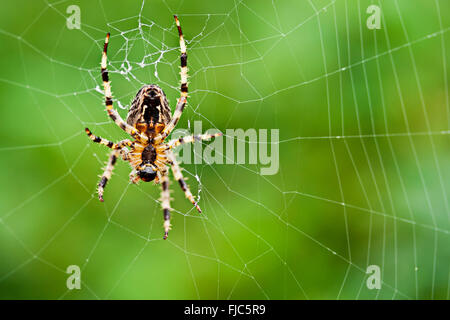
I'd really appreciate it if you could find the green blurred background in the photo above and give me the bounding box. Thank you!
[0,0,449,299]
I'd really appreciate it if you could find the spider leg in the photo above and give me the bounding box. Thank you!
[86,128,132,201]
[97,150,120,202]
[159,169,172,239]
[156,15,188,142]
[129,168,140,184]
[166,132,222,150]
[167,151,201,213]
[85,128,134,150]
[101,33,148,143]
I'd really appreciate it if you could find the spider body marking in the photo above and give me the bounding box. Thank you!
[84,16,221,239]
[127,85,172,138]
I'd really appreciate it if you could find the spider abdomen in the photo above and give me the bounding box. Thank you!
[143,97,162,123]
[126,84,172,138]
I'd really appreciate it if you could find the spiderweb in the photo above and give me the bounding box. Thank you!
[0,0,449,299]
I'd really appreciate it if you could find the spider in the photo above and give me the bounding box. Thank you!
[85,15,221,240]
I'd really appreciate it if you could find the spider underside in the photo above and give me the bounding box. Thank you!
[85,16,220,240]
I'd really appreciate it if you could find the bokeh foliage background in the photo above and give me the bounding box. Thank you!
[0,0,449,299]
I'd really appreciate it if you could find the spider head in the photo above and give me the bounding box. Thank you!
[137,166,157,182]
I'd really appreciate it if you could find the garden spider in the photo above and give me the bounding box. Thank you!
[85,15,221,240]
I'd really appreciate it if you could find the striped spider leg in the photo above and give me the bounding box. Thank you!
[154,15,188,144]
[166,132,223,150]
[156,132,223,234]
[101,33,148,144]
[167,150,201,213]
[85,128,133,201]
[159,168,171,240]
